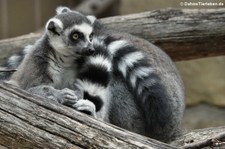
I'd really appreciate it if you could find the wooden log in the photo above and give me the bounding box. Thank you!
[171,126,225,148]
[0,8,225,64]
[1,83,225,148]
[0,82,176,149]
[102,8,225,61]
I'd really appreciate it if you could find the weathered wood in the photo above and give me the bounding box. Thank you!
[171,127,225,148]
[102,8,225,61]
[0,8,225,64]
[1,83,225,148]
[0,82,176,149]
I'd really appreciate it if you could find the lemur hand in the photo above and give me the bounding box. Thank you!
[72,99,97,118]
[28,85,82,106]
[56,88,81,106]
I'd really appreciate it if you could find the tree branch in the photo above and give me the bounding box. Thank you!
[102,8,225,61]
[1,82,225,148]
[171,126,225,148]
[0,8,225,64]
[0,82,176,149]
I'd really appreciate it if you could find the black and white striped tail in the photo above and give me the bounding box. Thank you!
[74,37,112,119]
[107,38,173,138]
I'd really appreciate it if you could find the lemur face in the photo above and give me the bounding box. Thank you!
[46,7,96,57]
[65,22,94,56]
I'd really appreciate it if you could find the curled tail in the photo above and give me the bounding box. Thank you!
[75,37,112,120]
[107,38,178,141]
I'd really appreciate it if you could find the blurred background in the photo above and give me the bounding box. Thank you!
[0,0,225,129]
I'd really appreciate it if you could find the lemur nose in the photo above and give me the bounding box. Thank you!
[88,47,95,54]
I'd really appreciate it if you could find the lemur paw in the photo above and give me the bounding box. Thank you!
[72,99,96,117]
[56,88,81,106]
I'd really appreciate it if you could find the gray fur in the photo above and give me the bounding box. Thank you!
[28,85,82,106]
[0,45,33,80]
[6,8,99,118]
[92,15,185,142]
[28,85,98,118]
[8,10,94,89]
[108,77,146,135]
[55,11,92,30]
[3,7,185,143]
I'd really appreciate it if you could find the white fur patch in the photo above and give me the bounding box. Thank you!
[48,34,76,57]
[8,55,21,66]
[56,6,71,15]
[75,79,110,121]
[130,67,155,88]
[46,18,63,33]
[88,55,111,71]
[49,37,64,49]
[87,15,96,24]
[23,45,33,54]
[76,79,108,100]
[118,51,144,77]
[108,40,129,55]
[49,36,70,55]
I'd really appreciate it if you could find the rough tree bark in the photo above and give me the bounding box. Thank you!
[103,8,225,61]
[0,8,225,64]
[172,127,225,148]
[1,83,225,149]
[0,83,176,149]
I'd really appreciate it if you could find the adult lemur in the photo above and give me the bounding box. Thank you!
[5,7,112,121]
[1,7,185,142]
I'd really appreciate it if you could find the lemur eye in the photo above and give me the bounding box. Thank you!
[73,33,79,40]
[89,33,94,41]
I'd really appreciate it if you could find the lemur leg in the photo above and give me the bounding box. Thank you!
[28,85,82,106]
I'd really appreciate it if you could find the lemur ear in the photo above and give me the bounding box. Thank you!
[87,15,96,24]
[56,6,71,15]
[46,18,63,35]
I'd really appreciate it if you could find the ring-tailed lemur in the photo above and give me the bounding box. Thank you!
[1,7,185,142]
[3,7,113,121]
